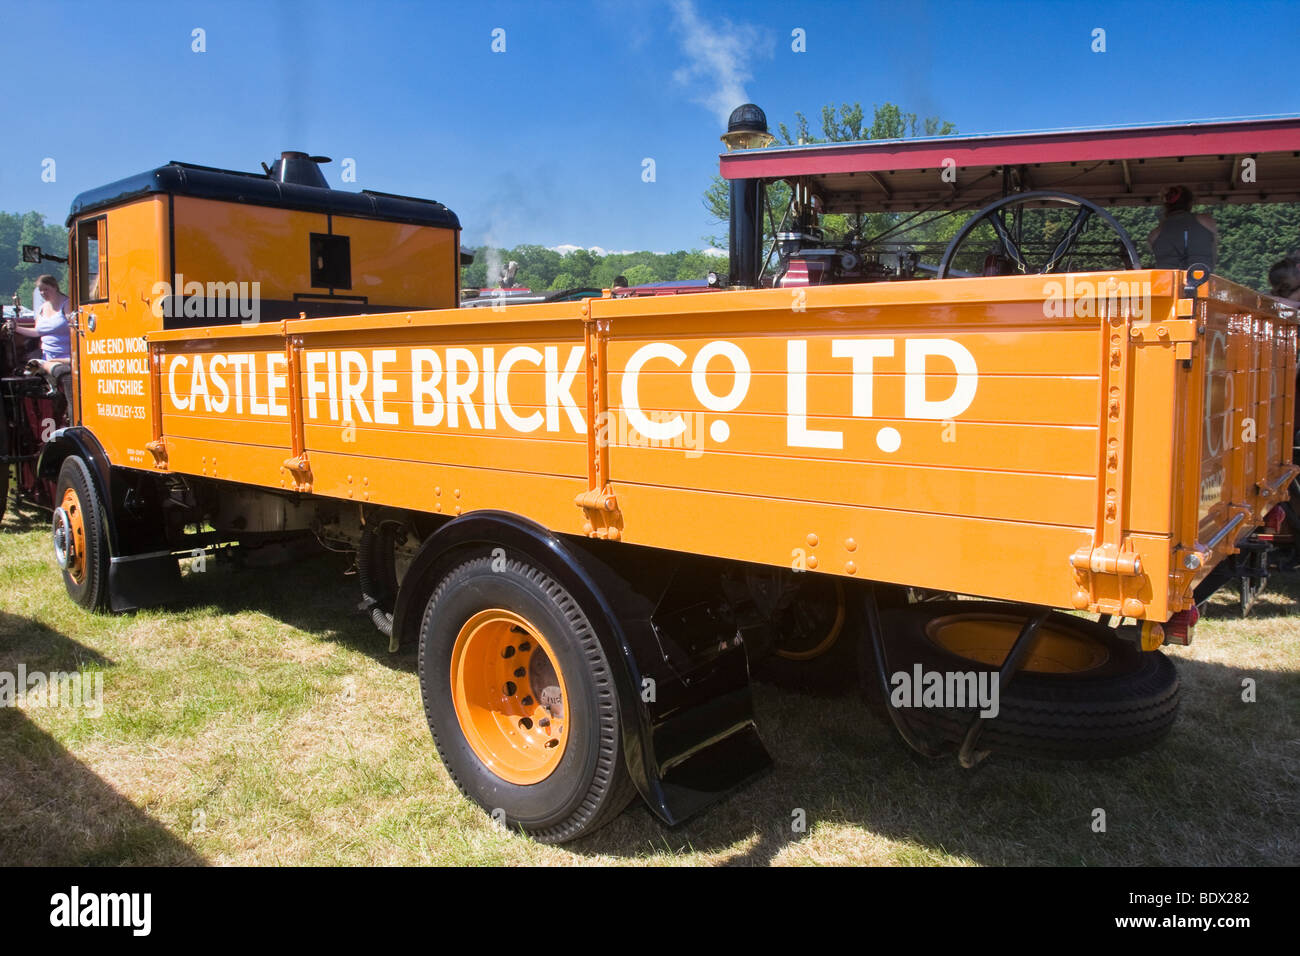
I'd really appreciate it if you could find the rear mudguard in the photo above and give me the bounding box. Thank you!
[392,510,772,826]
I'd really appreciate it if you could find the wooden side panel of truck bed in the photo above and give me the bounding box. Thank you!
[138,270,1298,622]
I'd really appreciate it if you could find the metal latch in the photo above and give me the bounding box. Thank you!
[574,486,622,540]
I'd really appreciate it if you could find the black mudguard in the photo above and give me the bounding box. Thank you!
[37,427,118,551]
[38,427,181,612]
[392,510,771,827]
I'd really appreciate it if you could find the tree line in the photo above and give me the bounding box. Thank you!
[459,245,724,293]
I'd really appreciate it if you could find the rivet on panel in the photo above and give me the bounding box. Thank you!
[454,489,461,499]
[806,533,818,547]
[845,538,857,552]
[806,555,818,570]
[845,561,857,575]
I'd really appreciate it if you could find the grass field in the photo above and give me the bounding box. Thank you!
[1,497,1297,866]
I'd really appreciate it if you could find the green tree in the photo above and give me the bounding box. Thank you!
[1,211,69,306]
[621,264,658,286]
[1093,204,1300,291]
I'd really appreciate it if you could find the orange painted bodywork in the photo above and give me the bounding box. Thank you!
[117,270,1297,623]
[171,197,458,310]
[64,190,1298,624]
[72,195,168,469]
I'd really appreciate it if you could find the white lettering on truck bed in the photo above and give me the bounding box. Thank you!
[162,338,980,452]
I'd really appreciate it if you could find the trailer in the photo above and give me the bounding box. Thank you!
[21,115,1300,842]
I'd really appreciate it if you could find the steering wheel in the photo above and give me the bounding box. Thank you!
[937,189,1141,279]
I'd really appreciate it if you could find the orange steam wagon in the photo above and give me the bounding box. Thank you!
[24,115,1300,841]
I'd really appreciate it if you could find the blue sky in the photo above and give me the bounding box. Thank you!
[2,0,1298,252]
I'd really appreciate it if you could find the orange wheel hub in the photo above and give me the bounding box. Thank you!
[54,487,87,583]
[450,609,569,785]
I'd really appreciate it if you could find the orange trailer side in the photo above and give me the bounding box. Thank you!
[140,270,1298,623]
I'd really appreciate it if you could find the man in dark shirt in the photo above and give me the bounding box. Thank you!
[1148,186,1218,271]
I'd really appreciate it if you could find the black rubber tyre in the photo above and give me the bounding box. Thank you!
[862,601,1180,760]
[54,456,111,611]
[417,552,635,843]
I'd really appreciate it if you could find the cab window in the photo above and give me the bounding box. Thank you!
[78,217,108,303]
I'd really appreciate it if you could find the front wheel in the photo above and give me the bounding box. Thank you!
[417,552,634,843]
[53,456,110,610]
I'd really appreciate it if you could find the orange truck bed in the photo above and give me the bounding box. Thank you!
[133,268,1297,624]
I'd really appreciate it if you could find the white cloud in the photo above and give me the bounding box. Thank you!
[669,0,770,127]
[549,244,643,257]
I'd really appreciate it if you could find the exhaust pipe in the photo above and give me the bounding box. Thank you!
[722,105,773,289]
[264,151,331,188]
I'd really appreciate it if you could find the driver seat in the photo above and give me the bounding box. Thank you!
[25,359,73,407]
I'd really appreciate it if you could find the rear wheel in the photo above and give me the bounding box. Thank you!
[754,576,857,694]
[864,601,1180,759]
[53,456,110,610]
[417,552,634,843]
